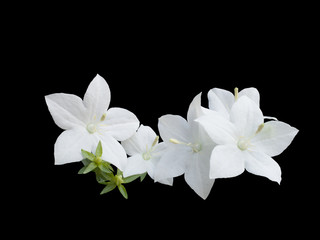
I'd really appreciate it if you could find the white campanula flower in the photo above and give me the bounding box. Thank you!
[45,74,139,170]
[208,87,260,119]
[155,93,216,199]
[121,125,172,186]
[196,95,298,184]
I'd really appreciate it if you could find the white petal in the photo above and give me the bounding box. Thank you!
[54,127,95,165]
[45,93,87,130]
[97,134,128,171]
[158,115,191,143]
[121,125,156,156]
[184,146,215,199]
[195,110,237,145]
[245,151,282,184]
[230,96,264,137]
[83,74,111,120]
[238,87,260,106]
[187,93,204,122]
[123,154,147,177]
[251,121,299,157]
[208,88,234,119]
[209,145,245,179]
[145,143,168,179]
[101,107,139,141]
[154,146,190,181]
[157,177,173,186]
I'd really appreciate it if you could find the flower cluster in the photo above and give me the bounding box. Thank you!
[45,74,298,199]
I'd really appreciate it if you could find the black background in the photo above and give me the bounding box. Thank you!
[6,4,316,238]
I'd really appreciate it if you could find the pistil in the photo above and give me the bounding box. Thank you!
[87,123,97,134]
[234,87,239,101]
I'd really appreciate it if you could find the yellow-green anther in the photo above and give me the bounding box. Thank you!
[152,136,159,147]
[170,138,181,144]
[100,113,106,121]
[256,123,265,134]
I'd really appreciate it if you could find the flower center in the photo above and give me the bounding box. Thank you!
[142,136,159,161]
[86,123,97,134]
[237,137,250,151]
[142,151,152,160]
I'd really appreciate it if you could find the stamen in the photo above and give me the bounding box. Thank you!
[152,136,159,147]
[170,138,181,144]
[256,123,264,134]
[170,138,201,153]
[100,113,106,121]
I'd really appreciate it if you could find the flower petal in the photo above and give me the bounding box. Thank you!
[245,151,282,184]
[251,120,299,157]
[83,74,111,120]
[158,115,191,143]
[195,110,237,145]
[184,146,215,199]
[154,145,190,181]
[230,96,264,137]
[45,93,87,130]
[121,125,156,156]
[101,107,139,141]
[123,154,147,177]
[157,178,173,186]
[187,93,204,122]
[209,144,245,179]
[208,88,234,119]
[238,87,260,106]
[54,127,95,165]
[97,134,128,171]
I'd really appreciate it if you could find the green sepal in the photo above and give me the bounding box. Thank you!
[123,174,141,184]
[78,166,87,174]
[95,169,113,183]
[118,184,128,199]
[83,162,97,174]
[81,149,95,161]
[116,168,123,176]
[100,182,116,195]
[95,141,103,157]
[98,161,113,173]
[81,158,91,166]
[140,172,147,182]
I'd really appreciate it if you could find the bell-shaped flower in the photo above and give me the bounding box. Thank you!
[208,87,277,121]
[45,74,139,170]
[196,95,298,184]
[208,87,260,119]
[121,125,172,186]
[155,93,216,199]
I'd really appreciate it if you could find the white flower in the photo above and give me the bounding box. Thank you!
[208,87,260,119]
[121,125,172,186]
[196,95,298,184]
[208,87,277,121]
[45,74,139,170]
[155,93,216,199]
